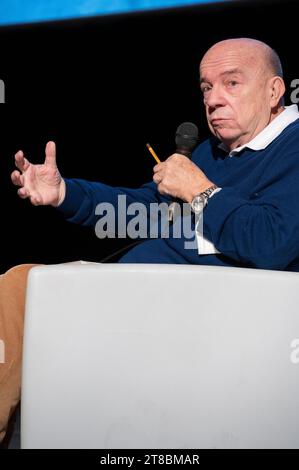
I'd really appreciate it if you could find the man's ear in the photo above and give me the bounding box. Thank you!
[269,76,285,107]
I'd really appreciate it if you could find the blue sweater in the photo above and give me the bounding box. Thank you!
[57,118,299,271]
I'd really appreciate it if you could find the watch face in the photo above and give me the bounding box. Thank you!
[191,195,205,214]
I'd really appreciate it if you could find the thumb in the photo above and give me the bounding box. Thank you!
[45,141,57,167]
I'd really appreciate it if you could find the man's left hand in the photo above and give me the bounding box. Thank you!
[153,153,214,203]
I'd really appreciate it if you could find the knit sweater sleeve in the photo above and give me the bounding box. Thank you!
[56,178,171,236]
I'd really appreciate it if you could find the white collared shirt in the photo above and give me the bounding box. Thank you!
[196,105,299,255]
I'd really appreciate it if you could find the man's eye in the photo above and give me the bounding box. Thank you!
[228,80,238,87]
[201,86,211,93]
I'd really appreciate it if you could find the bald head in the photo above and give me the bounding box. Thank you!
[201,38,283,79]
[199,37,286,151]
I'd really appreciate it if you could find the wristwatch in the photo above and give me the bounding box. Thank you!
[190,184,218,214]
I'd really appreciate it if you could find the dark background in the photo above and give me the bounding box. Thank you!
[0,0,298,271]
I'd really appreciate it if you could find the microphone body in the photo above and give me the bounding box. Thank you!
[168,122,199,221]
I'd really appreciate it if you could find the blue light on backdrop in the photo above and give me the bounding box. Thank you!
[0,0,229,26]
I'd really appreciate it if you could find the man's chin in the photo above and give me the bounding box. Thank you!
[214,129,240,144]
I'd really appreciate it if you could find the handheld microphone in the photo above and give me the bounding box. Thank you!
[175,122,199,158]
[168,122,199,221]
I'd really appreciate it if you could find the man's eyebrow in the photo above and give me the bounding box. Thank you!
[199,68,244,84]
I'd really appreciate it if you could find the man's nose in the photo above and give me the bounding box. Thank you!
[204,85,226,110]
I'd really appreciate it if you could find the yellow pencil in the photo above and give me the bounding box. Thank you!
[146,143,161,164]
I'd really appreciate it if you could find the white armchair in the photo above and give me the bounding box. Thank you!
[21,262,299,448]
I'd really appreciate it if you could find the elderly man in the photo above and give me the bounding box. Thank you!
[1,37,299,444]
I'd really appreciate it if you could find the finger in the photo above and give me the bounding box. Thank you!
[45,141,57,167]
[11,170,23,186]
[158,184,170,196]
[14,150,23,159]
[29,193,42,206]
[15,151,30,172]
[153,174,163,185]
[153,163,163,173]
[156,183,166,195]
[168,153,185,161]
[17,187,29,199]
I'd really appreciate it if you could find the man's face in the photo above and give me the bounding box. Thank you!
[199,44,272,150]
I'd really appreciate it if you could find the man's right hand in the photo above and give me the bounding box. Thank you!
[11,141,66,207]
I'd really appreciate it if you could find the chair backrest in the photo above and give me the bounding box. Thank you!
[21,263,299,448]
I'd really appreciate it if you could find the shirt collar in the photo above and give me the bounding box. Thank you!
[218,104,299,157]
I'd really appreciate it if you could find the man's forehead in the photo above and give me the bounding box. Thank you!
[199,53,261,81]
[199,67,245,82]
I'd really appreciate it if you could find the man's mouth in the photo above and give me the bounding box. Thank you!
[211,118,228,123]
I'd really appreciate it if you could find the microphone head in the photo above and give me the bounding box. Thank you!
[175,122,199,158]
